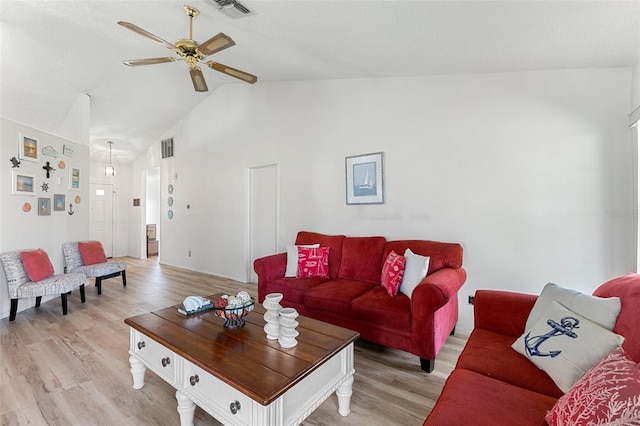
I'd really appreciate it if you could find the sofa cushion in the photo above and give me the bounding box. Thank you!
[295,232,345,279]
[296,246,329,278]
[526,282,620,331]
[456,328,563,398]
[380,250,405,296]
[304,278,376,315]
[351,286,411,330]
[20,249,54,282]
[285,244,319,277]
[384,240,462,275]
[546,346,640,426]
[265,276,328,305]
[512,300,624,393]
[78,241,107,265]
[338,236,386,284]
[399,248,429,298]
[423,369,557,426]
[593,273,640,363]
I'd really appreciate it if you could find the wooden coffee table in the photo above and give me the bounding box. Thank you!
[124,293,359,426]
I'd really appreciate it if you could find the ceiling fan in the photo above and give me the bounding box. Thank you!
[118,5,257,92]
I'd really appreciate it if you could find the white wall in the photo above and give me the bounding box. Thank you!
[1,118,90,318]
[130,68,634,334]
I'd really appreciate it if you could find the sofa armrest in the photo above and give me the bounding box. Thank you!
[412,267,467,313]
[473,290,538,337]
[253,253,287,302]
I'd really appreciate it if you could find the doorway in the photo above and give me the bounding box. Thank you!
[247,163,279,283]
[89,183,114,257]
[145,167,160,260]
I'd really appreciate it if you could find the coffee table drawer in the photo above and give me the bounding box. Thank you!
[183,359,251,425]
[132,331,176,384]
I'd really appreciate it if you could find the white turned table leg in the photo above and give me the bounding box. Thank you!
[129,355,146,389]
[176,389,196,426]
[336,374,354,416]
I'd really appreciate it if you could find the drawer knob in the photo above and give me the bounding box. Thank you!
[189,375,199,386]
[161,357,170,367]
[137,341,146,350]
[230,400,241,415]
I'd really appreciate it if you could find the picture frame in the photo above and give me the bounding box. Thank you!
[69,167,81,190]
[53,194,66,211]
[345,152,384,205]
[12,171,36,196]
[19,133,39,162]
[38,198,51,216]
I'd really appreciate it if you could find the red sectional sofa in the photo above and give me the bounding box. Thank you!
[253,231,467,372]
[423,274,640,425]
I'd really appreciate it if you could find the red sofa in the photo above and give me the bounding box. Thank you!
[253,231,466,372]
[424,274,640,425]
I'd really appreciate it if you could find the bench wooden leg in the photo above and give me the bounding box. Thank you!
[121,270,127,287]
[35,296,42,308]
[80,284,86,303]
[96,277,102,295]
[9,299,18,321]
[61,292,70,315]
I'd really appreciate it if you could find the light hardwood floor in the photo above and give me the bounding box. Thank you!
[1,257,466,426]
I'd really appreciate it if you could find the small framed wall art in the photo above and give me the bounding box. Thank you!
[19,133,39,162]
[12,171,36,196]
[345,152,384,205]
[69,167,81,190]
[54,194,66,211]
[38,198,51,216]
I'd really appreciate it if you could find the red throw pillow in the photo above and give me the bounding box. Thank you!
[296,246,330,278]
[78,241,107,265]
[381,251,406,296]
[20,249,55,282]
[546,346,640,425]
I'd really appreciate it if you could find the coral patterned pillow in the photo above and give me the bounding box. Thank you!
[20,249,55,282]
[546,346,640,425]
[381,251,406,296]
[78,241,107,265]
[296,246,330,278]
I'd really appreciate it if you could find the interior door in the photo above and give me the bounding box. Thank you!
[90,183,114,257]
[248,164,278,283]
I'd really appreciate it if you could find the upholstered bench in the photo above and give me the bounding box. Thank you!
[0,249,87,321]
[62,241,127,295]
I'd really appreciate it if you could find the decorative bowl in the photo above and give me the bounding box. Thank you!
[214,296,255,329]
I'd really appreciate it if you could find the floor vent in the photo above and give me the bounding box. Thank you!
[209,0,255,19]
[161,137,174,159]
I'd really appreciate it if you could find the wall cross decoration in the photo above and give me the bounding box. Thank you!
[43,161,55,178]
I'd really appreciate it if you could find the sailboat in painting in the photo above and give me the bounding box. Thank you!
[359,170,374,189]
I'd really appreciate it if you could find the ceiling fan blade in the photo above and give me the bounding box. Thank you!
[207,61,257,84]
[118,21,177,50]
[190,67,209,92]
[123,57,177,67]
[197,33,235,57]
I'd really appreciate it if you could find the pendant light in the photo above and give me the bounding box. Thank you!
[105,141,116,176]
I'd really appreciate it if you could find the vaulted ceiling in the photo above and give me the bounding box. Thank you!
[2,1,639,164]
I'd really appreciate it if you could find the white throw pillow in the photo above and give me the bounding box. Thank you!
[399,248,430,298]
[526,282,621,331]
[285,244,319,277]
[512,300,624,393]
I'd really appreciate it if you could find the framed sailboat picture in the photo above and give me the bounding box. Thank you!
[345,152,384,205]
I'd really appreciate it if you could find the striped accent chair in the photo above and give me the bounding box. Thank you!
[62,241,127,295]
[0,250,87,321]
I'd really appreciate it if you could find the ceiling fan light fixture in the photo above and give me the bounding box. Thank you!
[105,141,116,176]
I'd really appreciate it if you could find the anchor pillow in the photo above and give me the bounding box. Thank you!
[512,300,624,393]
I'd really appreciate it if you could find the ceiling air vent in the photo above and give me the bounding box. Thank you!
[161,137,174,159]
[209,0,255,19]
